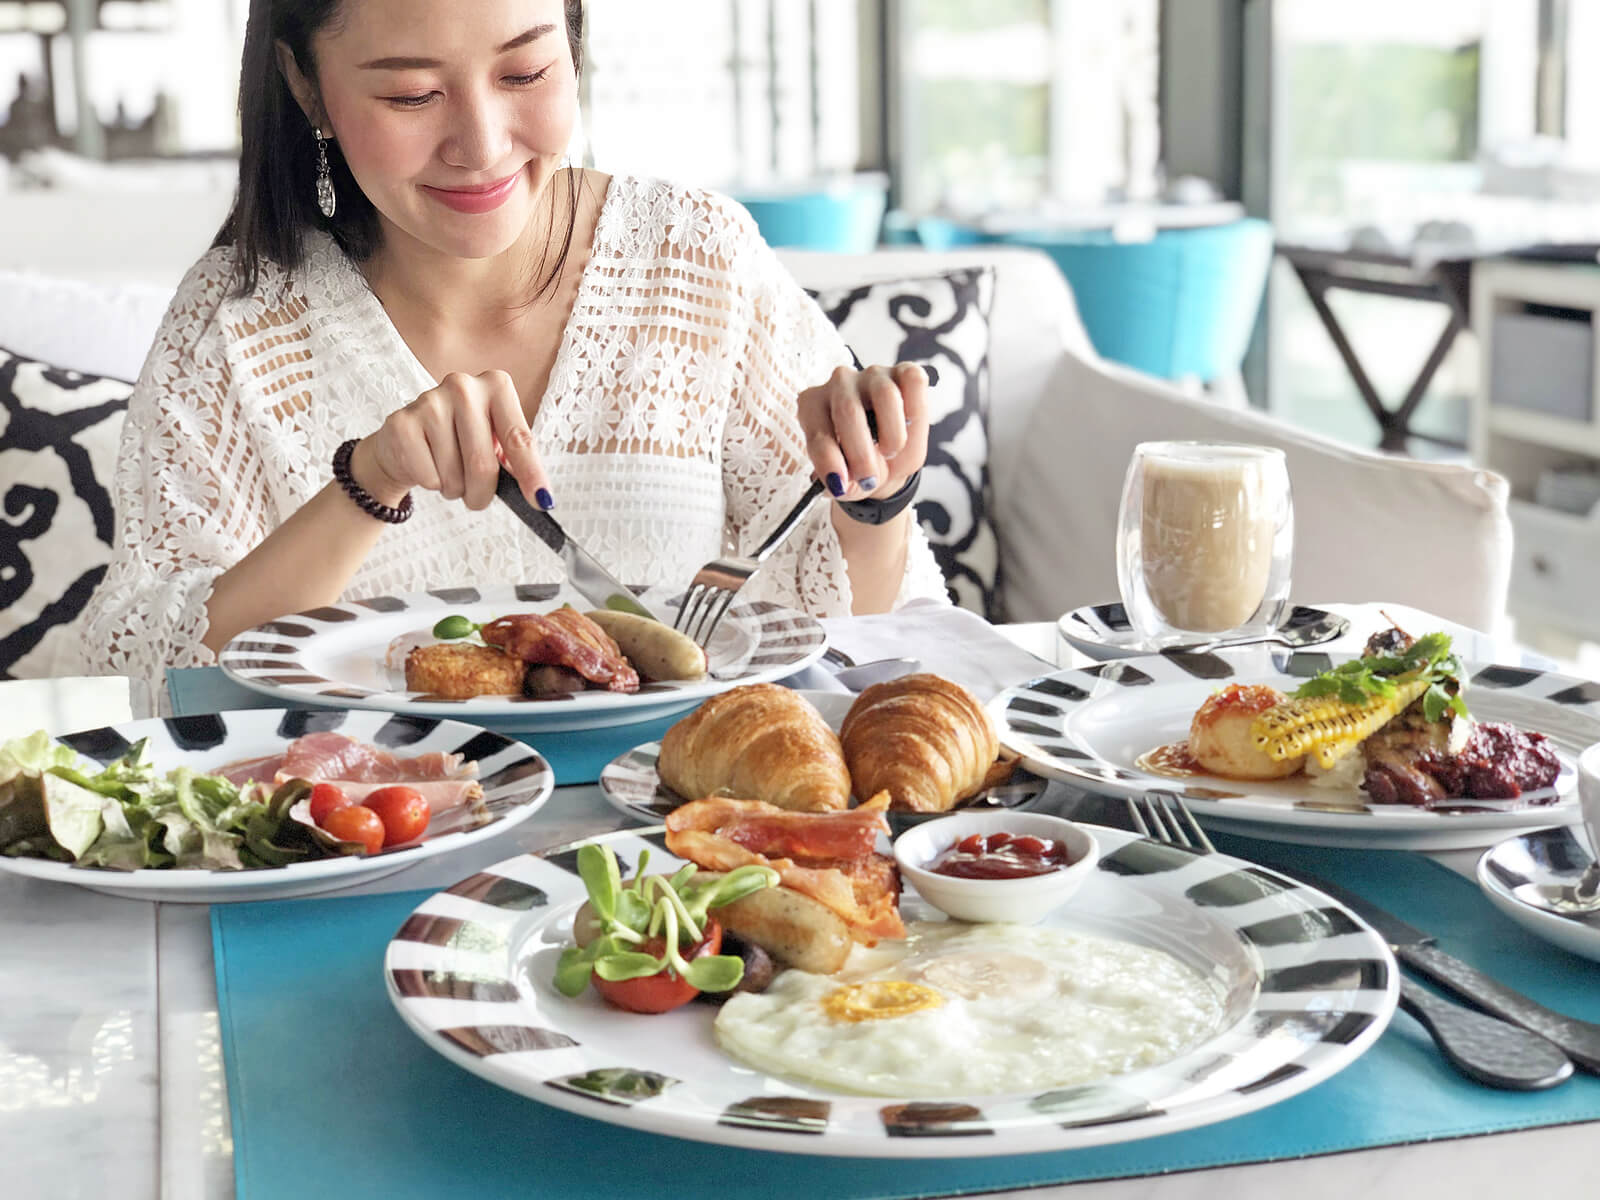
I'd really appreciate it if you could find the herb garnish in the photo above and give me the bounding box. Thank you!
[1293,631,1469,724]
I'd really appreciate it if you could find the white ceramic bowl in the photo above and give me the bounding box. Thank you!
[1579,742,1600,859]
[893,810,1099,924]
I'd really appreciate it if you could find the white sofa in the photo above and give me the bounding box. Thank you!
[0,244,1513,680]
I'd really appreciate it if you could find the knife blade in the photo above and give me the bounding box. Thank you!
[1269,862,1600,1075]
[495,468,665,623]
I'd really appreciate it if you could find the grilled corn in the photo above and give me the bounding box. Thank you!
[1250,677,1432,770]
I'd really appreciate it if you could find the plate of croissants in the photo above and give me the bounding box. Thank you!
[600,674,1050,829]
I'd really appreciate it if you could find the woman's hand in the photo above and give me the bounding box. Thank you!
[797,363,929,503]
[348,370,552,511]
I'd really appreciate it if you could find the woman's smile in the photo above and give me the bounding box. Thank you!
[421,167,526,214]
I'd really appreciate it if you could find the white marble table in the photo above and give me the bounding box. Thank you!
[3,606,1595,1200]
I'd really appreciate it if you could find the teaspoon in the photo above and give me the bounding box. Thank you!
[1161,613,1351,656]
[1509,863,1600,920]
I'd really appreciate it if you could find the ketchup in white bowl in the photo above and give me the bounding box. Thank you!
[929,832,1076,880]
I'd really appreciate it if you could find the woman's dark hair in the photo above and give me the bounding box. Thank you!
[219,0,584,297]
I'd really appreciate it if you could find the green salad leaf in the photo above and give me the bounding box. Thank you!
[1292,632,1469,721]
[0,732,330,872]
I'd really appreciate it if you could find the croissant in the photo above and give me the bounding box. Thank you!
[657,683,851,812]
[839,674,999,812]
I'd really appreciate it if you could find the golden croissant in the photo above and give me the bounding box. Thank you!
[839,674,999,812]
[657,683,851,812]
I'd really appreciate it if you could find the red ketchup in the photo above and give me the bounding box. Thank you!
[929,832,1074,880]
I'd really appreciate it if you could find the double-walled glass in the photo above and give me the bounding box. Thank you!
[1116,442,1293,646]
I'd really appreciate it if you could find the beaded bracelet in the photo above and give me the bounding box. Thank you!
[837,469,922,526]
[332,438,414,524]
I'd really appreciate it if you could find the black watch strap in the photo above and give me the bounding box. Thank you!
[836,469,922,525]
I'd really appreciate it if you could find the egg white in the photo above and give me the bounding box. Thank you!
[713,921,1226,1097]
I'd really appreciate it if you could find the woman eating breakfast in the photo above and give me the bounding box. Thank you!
[80,0,946,701]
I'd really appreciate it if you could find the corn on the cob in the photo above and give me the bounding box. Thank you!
[1250,676,1431,770]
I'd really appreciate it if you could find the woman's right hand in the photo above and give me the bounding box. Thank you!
[347,369,553,511]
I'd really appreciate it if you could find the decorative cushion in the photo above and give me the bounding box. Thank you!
[0,347,132,679]
[807,267,1001,619]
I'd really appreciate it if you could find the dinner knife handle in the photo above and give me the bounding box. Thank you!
[1397,979,1573,1091]
[1396,943,1600,1074]
[495,467,564,555]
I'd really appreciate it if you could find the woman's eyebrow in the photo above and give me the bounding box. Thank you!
[358,23,556,70]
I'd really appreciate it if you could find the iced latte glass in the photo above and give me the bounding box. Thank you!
[1116,442,1293,646]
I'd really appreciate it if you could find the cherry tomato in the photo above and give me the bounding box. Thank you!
[592,920,723,1015]
[308,782,353,825]
[320,804,384,855]
[362,785,431,847]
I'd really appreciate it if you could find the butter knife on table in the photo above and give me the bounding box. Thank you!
[494,467,666,624]
[1269,862,1599,1077]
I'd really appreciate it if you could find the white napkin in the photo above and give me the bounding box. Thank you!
[787,600,1054,701]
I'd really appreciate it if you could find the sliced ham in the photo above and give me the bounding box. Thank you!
[216,754,285,787]
[275,732,477,785]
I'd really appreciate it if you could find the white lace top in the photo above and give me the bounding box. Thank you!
[80,175,948,700]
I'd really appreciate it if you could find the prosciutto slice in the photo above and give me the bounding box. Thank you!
[275,732,476,784]
[666,794,905,943]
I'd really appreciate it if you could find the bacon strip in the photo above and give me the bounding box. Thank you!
[482,607,640,692]
[666,794,905,943]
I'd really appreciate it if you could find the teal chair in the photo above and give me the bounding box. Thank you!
[732,179,889,254]
[998,219,1274,385]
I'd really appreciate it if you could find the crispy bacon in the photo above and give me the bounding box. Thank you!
[481,607,639,693]
[666,794,905,943]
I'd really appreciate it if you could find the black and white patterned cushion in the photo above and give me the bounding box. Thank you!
[0,347,131,679]
[808,268,1000,619]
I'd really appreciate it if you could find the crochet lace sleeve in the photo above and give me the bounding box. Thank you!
[717,208,949,617]
[78,251,272,709]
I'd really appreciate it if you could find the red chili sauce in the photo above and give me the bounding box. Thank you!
[929,832,1075,880]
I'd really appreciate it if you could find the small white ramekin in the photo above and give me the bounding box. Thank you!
[892,810,1099,924]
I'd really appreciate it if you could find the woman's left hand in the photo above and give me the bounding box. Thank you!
[797,363,929,504]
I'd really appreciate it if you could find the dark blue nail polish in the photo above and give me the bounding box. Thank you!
[535,487,555,510]
[826,472,846,497]
[859,475,878,492]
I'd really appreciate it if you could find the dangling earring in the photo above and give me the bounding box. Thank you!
[314,127,337,219]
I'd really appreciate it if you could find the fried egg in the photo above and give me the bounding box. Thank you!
[713,921,1226,1097]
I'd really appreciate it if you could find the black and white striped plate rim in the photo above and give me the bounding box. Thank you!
[991,650,1595,830]
[216,585,827,714]
[382,825,1396,1158]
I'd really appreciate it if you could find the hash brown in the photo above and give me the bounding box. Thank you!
[404,642,524,699]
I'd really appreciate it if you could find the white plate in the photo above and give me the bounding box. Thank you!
[217,584,828,731]
[1477,827,1600,964]
[597,690,1051,829]
[384,825,1396,1157]
[1057,603,1347,662]
[990,649,1594,850]
[0,709,554,903]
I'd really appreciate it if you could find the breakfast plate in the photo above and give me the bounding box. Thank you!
[598,690,1052,829]
[217,583,827,731]
[989,650,1596,850]
[1477,827,1600,964]
[1057,603,1347,662]
[384,824,1397,1157]
[0,709,554,903]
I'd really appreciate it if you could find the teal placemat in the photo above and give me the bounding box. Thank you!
[212,839,1600,1200]
[167,666,678,786]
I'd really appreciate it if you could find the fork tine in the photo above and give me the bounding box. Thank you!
[695,589,738,649]
[683,587,724,646]
[1129,790,1215,854]
[1124,794,1155,839]
[674,583,709,635]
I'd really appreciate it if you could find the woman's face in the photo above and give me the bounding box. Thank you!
[305,0,576,261]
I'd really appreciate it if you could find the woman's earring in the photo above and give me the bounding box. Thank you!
[314,127,337,219]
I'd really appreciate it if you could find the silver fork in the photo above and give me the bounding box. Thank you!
[1124,790,1573,1090]
[673,479,827,648]
[1125,789,1215,854]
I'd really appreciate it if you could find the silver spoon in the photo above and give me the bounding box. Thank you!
[822,648,922,692]
[1509,862,1600,919]
[1161,612,1351,656]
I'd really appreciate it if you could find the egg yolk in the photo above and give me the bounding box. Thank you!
[822,980,944,1022]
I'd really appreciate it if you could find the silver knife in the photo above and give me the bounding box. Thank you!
[1275,863,1600,1076]
[495,467,665,623]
